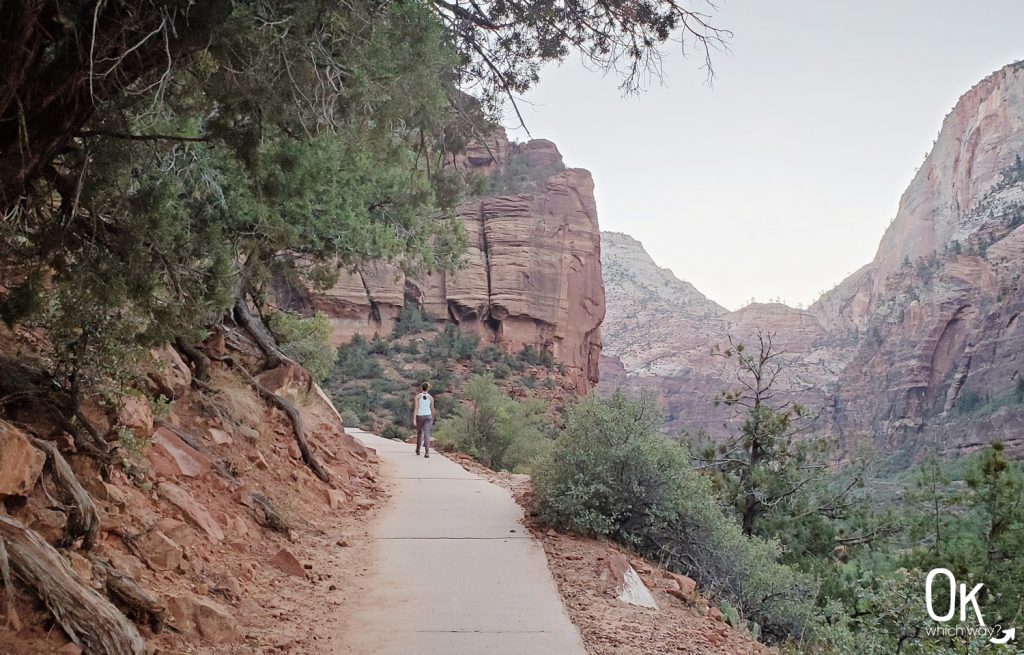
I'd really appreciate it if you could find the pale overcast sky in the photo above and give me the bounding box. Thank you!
[507,1,1024,310]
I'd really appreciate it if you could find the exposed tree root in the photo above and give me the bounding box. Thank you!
[32,439,100,551]
[174,336,210,383]
[233,298,285,370]
[0,515,145,655]
[245,369,332,484]
[0,535,21,631]
[249,493,292,536]
[209,346,332,485]
[90,556,165,633]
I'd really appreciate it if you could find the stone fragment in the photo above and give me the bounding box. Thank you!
[0,422,45,497]
[157,482,224,541]
[268,548,306,577]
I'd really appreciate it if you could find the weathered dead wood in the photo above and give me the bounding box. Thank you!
[233,298,285,370]
[174,337,211,383]
[0,535,21,630]
[32,438,100,551]
[90,556,165,632]
[214,354,332,485]
[248,372,331,483]
[249,493,292,536]
[0,515,145,655]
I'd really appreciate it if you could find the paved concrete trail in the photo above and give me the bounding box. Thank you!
[339,429,586,655]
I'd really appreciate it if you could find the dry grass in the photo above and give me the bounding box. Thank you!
[204,367,265,430]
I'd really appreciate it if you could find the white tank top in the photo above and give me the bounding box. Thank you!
[416,392,433,416]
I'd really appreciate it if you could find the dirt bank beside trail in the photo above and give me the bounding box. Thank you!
[449,454,773,655]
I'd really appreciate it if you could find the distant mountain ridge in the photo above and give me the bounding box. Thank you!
[601,60,1024,458]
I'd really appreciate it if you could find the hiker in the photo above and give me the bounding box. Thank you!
[412,382,436,458]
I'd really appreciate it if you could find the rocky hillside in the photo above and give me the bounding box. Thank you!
[310,132,605,393]
[602,60,1024,457]
[0,323,384,654]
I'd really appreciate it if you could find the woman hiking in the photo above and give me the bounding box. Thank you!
[412,382,436,458]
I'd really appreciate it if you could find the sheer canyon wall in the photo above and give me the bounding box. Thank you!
[602,61,1024,458]
[310,132,605,392]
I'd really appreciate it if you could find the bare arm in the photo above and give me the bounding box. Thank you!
[430,396,437,420]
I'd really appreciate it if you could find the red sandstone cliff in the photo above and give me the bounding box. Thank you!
[313,132,605,392]
[602,61,1024,455]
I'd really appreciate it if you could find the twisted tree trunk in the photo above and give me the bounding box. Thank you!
[0,515,144,655]
[32,439,100,551]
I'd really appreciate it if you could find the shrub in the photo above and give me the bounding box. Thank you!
[336,334,382,379]
[382,423,408,440]
[453,333,479,360]
[434,374,550,472]
[532,391,816,641]
[340,409,362,429]
[518,344,553,367]
[493,361,511,379]
[267,310,337,381]
[392,303,434,337]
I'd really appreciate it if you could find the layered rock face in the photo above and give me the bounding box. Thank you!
[602,61,1024,455]
[313,132,605,391]
[600,234,841,436]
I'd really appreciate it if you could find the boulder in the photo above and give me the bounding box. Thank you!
[597,552,658,610]
[166,594,238,644]
[147,426,211,478]
[268,548,306,578]
[27,507,67,543]
[137,530,183,571]
[148,344,192,398]
[324,488,348,510]
[157,482,224,541]
[117,396,154,438]
[666,572,699,605]
[156,518,200,548]
[207,427,234,445]
[0,422,45,497]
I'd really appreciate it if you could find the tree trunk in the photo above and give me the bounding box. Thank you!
[90,556,165,632]
[233,298,285,370]
[33,439,100,551]
[174,337,211,383]
[0,515,145,655]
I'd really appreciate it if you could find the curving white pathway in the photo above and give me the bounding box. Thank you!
[337,429,586,655]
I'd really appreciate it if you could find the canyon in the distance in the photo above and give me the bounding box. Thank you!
[601,60,1024,460]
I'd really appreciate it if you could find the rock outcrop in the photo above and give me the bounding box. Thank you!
[312,131,605,391]
[602,61,1024,456]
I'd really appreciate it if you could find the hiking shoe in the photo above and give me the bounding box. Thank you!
[415,449,420,456]
[424,451,430,458]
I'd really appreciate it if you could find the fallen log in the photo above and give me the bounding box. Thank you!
[0,515,144,655]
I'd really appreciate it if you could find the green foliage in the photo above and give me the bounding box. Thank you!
[434,374,550,472]
[335,334,383,379]
[517,344,554,367]
[392,304,435,337]
[267,310,336,381]
[149,395,172,422]
[0,0,470,397]
[488,148,565,195]
[382,423,408,440]
[533,391,815,640]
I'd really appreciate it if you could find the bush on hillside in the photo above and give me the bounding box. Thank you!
[532,391,817,641]
[434,374,550,472]
[335,334,382,379]
[392,303,434,337]
[267,310,336,381]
